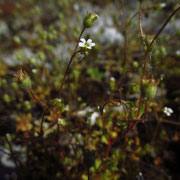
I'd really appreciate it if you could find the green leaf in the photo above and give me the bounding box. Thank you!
[101,135,108,144]
[94,159,101,170]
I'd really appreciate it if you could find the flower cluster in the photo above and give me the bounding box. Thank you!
[163,107,173,116]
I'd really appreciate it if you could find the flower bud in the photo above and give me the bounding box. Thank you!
[14,69,32,89]
[141,75,160,99]
[83,12,99,28]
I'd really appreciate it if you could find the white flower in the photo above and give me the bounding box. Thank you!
[89,112,99,126]
[160,3,166,8]
[78,38,95,49]
[58,118,65,126]
[163,107,173,116]
[176,50,180,56]
[110,77,115,81]
[32,69,37,73]
[57,98,62,103]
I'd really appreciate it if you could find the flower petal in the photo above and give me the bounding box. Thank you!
[87,39,92,44]
[79,42,85,47]
[86,46,92,49]
[80,38,86,43]
[90,42,95,47]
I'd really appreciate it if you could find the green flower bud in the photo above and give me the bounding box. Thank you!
[37,52,46,61]
[14,69,32,89]
[21,76,32,89]
[84,50,89,56]
[24,101,31,110]
[141,75,160,99]
[159,46,167,57]
[83,12,99,28]
[13,36,21,44]
[3,94,11,103]
[132,61,139,68]
[11,82,19,90]
[141,85,157,99]
[129,83,140,93]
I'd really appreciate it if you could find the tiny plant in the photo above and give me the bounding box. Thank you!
[0,1,179,179]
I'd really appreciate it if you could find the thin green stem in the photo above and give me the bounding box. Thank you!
[29,89,48,109]
[39,108,49,136]
[122,0,128,66]
[138,2,147,51]
[88,167,90,180]
[58,50,81,97]
[136,96,143,120]
[58,27,86,98]
[147,6,180,52]
[143,6,180,76]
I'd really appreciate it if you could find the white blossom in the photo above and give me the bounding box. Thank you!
[32,69,37,73]
[89,112,99,125]
[57,98,62,103]
[160,3,166,8]
[58,118,65,126]
[78,38,95,49]
[163,107,173,116]
[110,77,115,81]
[176,50,180,56]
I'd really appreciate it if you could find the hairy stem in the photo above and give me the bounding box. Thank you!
[29,89,48,109]
[122,0,128,66]
[88,167,90,180]
[39,108,49,136]
[147,6,180,52]
[58,50,81,98]
[136,96,143,120]
[138,1,147,50]
[58,27,86,98]
[143,6,180,76]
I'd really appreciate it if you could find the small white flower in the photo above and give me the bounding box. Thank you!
[78,38,95,49]
[32,69,37,73]
[57,98,62,103]
[176,50,180,56]
[136,172,144,180]
[163,107,173,116]
[160,3,166,8]
[89,112,99,126]
[110,77,115,81]
[58,118,64,125]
